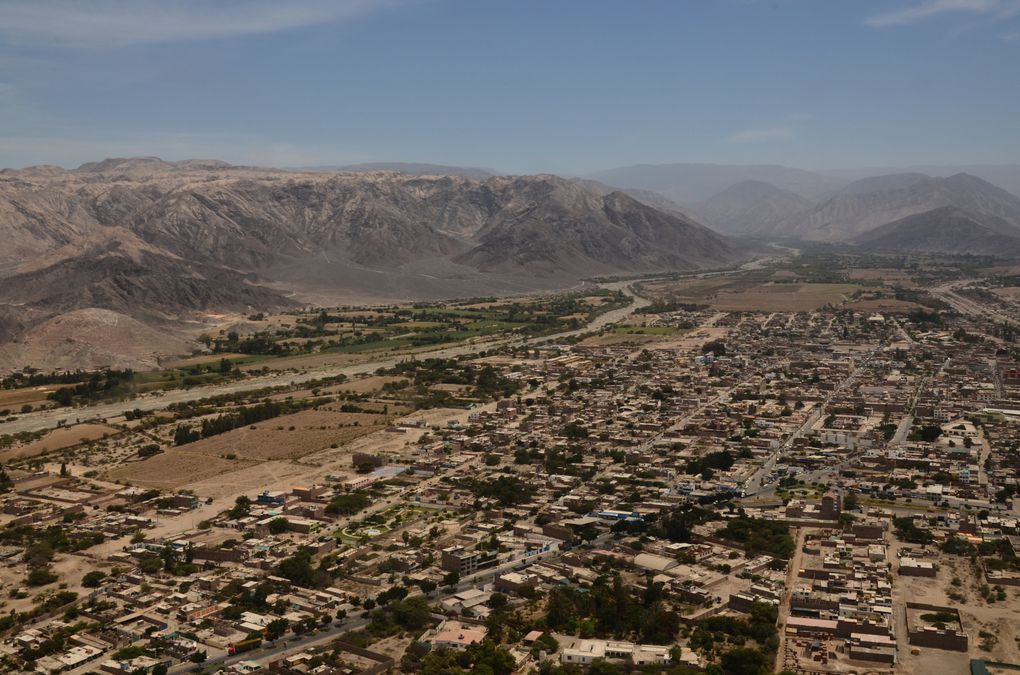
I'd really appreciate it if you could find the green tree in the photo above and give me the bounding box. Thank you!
[268,517,289,534]
[719,647,769,675]
[81,570,106,588]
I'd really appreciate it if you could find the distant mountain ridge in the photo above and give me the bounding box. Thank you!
[821,164,1020,198]
[773,172,1020,242]
[584,163,847,202]
[691,180,814,236]
[309,162,498,179]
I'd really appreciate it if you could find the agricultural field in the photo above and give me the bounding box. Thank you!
[640,272,862,312]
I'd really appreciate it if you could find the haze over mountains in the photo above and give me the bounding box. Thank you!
[2,155,1020,371]
[582,162,1020,204]
[585,163,1020,252]
[689,181,814,236]
[852,206,1020,257]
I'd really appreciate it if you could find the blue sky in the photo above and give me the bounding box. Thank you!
[0,0,1018,173]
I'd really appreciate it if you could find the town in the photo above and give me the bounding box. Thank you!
[0,256,1019,675]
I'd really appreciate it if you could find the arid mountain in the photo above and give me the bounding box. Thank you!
[822,164,1020,198]
[852,206,1020,257]
[313,162,498,180]
[691,180,813,236]
[3,309,192,373]
[571,179,694,218]
[774,173,1020,242]
[0,158,746,369]
[458,183,736,275]
[585,163,847,202]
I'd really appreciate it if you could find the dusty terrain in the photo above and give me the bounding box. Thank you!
[0,423,117,463]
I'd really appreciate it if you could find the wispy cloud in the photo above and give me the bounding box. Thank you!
[864,0,1020,27]
[0,0,401,48]
[725,127,794,144]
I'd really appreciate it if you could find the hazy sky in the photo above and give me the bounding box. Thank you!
[1,0,1018,174]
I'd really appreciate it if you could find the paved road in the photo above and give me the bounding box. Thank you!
[0,281,651,436]
[932,280,1017,332]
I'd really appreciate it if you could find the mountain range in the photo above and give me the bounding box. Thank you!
[852,206,1020,257]
[773,173,1020,242]
[4,156,1020,371]
[589,165,1020,251]
[689,181,814,236]
[0,158,746,370]
[582,161,1020,204]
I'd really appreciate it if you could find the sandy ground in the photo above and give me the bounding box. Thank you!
[104,407,393,488]
[0,549,100,615]
[0,423,118,462]
[889,538,1020,673]
[89,402,496,560]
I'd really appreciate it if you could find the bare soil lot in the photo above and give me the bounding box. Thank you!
[105,452,255,489]
[105,406,395,488]
[177,409,391,462]
[0,423,118,462]
[0,386,61,410]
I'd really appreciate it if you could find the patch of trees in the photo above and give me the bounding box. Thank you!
[719,516,794,559]
[275,547,331,589]
[268,518,289,534]
[0,523,104,555]
[326,491,372,516]
[204,331,291,356]
[467,475,535,507]
[544,573,680,644]
[138,444,162,458]
[560,421,589,440]
[685,451,734,477]
[474,364,519,399]
[2,369,88,390]
[636,300,709,314]
[404,640,517,675]
[542,446,587,476]
[364,595,432,637]
[81,570,106,588]
[652,503,712,543]
[892,516,934,545]
[688,602,779,675]
[701,340,727,356]
[909,424,943,443]
[47,369,135,406]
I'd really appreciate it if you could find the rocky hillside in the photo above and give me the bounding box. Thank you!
[0,158,747,368]
[774,173,1020,242]
[852,206,1020,256]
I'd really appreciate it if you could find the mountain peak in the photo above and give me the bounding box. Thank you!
[692,179,813,236]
